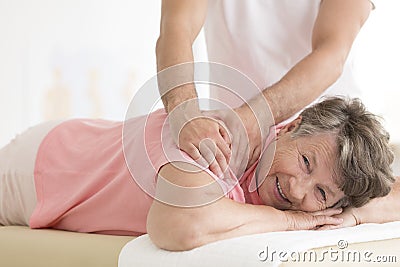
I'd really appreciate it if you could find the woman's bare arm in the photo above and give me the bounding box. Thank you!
[146,162,343,251]
[319,177,400,230]
[354,177,400,224]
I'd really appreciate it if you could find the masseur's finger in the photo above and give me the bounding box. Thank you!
[184,143,209,171]
[213,120,232,169]
[213,145,229,177]
[214,138,231,173]
[218,120,232,147]
[198,139,224,178]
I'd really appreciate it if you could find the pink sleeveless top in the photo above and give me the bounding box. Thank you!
[30,109,264,236]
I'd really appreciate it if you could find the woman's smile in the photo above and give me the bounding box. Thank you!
[276,176,290,202]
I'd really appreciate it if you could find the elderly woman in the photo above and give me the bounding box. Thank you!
[0,97,397,251]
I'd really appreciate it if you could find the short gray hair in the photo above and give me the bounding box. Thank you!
[293,96,395,208]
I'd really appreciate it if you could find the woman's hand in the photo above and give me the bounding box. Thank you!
[284,208,344,231]
[317,207,361,230]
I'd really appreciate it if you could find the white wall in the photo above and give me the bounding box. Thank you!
[0,0,211,147]
[0,0,399,173]
[0,0,163,146]
[354,1,400,174]
[355,1,400,143]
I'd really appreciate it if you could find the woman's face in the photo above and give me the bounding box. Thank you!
[257,118,345,212]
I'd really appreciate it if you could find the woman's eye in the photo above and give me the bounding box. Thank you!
[318,187,327,202]
[302,155,310,169]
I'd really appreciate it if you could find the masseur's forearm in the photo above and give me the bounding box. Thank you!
[156,33,198,113]
[240,46,346,138]
[356,177,400,224]
[156,0,208,113]
[262,48,344,123]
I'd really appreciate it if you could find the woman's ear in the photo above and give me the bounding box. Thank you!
[277,116,302,136]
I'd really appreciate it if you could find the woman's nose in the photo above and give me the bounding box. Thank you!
[288,175,312,203]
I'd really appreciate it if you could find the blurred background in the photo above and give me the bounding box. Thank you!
[0,0,399,174]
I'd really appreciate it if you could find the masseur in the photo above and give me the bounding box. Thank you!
[156,0,375,177]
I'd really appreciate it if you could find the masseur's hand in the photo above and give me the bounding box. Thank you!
[168,103,232,178]
[284,208,344,231]
[203,108,251,178]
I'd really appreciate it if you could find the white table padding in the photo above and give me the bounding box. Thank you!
[119,221,400,267]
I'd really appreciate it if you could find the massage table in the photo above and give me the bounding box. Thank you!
[1,222,400,267]
[0,226,134,267]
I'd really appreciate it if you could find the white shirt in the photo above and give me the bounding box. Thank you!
[203,0,361,107]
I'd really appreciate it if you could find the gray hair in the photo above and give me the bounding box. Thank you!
[292,96,395,208]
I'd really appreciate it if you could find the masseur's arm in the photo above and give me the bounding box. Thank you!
[156,0,231,177]
[241,0,373,136]
[146,162,343,251]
